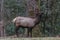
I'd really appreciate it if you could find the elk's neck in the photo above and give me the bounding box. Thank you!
[35,15,41,25]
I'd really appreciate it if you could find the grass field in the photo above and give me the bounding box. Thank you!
[0,37,60,40]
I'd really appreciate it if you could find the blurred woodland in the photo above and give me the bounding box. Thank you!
[0,0,60,37]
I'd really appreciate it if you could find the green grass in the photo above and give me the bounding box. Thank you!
[0,37,60,40]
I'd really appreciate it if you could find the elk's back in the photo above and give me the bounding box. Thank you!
[13,16,36,27]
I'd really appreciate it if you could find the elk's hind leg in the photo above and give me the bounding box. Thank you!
[15,26,20,37]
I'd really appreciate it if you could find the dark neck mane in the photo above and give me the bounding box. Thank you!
[35,13,43,25]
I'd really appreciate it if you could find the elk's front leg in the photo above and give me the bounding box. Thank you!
[28,27,33,37]
[29,28,33,37]
[27,28,29,37]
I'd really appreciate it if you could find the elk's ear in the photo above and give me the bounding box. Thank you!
[40,12,44,15]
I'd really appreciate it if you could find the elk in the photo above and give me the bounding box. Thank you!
[12,9,43,37]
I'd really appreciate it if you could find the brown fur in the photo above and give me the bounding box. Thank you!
[12,9,43,37]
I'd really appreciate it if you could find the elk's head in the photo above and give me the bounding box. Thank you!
[35,8,44,18]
